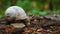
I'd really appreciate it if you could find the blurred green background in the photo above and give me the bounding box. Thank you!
[0,0,60,18]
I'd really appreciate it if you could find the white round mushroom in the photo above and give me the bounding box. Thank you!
[5,6,28,20]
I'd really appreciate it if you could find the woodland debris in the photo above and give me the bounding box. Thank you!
[0,14,60,34]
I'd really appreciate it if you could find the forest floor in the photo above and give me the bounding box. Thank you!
[0,14,60,34]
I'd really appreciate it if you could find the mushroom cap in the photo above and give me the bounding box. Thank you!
[5,6,28,19]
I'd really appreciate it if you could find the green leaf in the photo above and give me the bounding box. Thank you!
[39,11,48,16]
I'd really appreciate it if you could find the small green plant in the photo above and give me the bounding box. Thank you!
[27,9,49,16]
